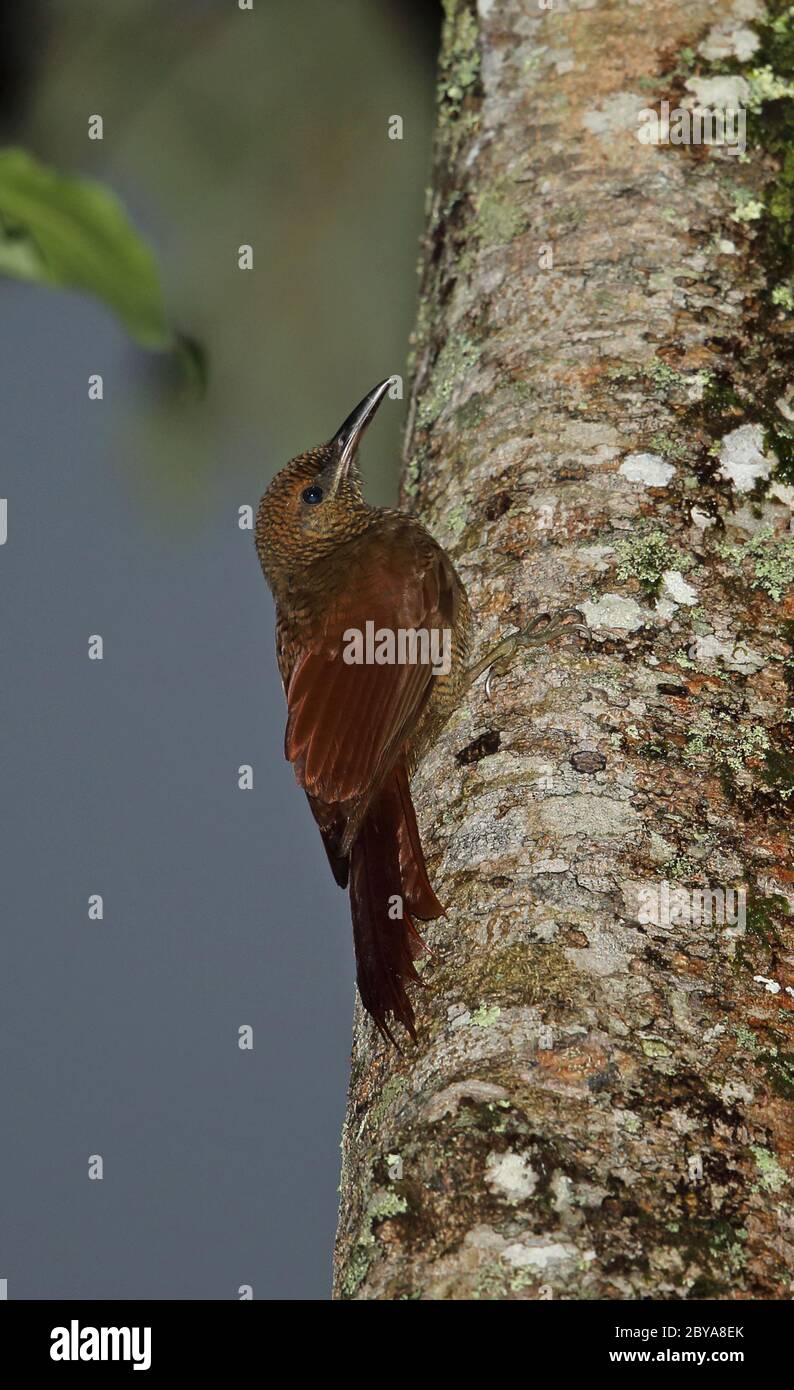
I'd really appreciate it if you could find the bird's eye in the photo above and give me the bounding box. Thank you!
[301,485,324,505]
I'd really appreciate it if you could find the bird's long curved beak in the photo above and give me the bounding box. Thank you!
[330,378,392,481]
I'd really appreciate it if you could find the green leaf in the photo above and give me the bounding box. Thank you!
[0,147,171,349]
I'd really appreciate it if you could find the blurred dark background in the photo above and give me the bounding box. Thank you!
[0,0,440,1299]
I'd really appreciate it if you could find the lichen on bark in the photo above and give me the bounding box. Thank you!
[334,0,793,1300]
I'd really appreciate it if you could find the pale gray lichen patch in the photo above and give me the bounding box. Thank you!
[503,1238,593,1271]
[691,506,717,531]
[619,452,676,487]
[581,91,648,140]
[579,593,648,631]
[684,74,752,109]
[691,633,766,675]
[698,22,760,64]
[717,424,776,493]
[464,1224,586,1276]
[661,570,698,606]
[485,1150,537,1202]
[770,480,794,506]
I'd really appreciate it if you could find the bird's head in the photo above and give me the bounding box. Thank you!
[256,378,391,588]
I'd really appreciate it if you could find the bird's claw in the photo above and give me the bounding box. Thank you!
[516,606,585,649]
[484,607,583,700]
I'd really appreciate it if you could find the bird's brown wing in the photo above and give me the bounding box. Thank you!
[282,522,460,1041]
[283,524,456,817]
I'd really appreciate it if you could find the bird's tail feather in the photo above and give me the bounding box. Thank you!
[349,764,442,1043]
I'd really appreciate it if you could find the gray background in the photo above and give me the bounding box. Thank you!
[1,0,439,1299]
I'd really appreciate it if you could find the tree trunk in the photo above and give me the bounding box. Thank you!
[333,0,794,1300]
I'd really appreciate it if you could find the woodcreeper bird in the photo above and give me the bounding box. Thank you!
[256,380,573,1043]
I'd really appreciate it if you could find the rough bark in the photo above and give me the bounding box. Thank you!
[333,0,793,1300]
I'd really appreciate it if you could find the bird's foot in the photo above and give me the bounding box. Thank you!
[516,606,584,651]
[466,607,583,700]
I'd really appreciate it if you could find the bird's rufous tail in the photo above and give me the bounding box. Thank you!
[349,761,443,1043]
